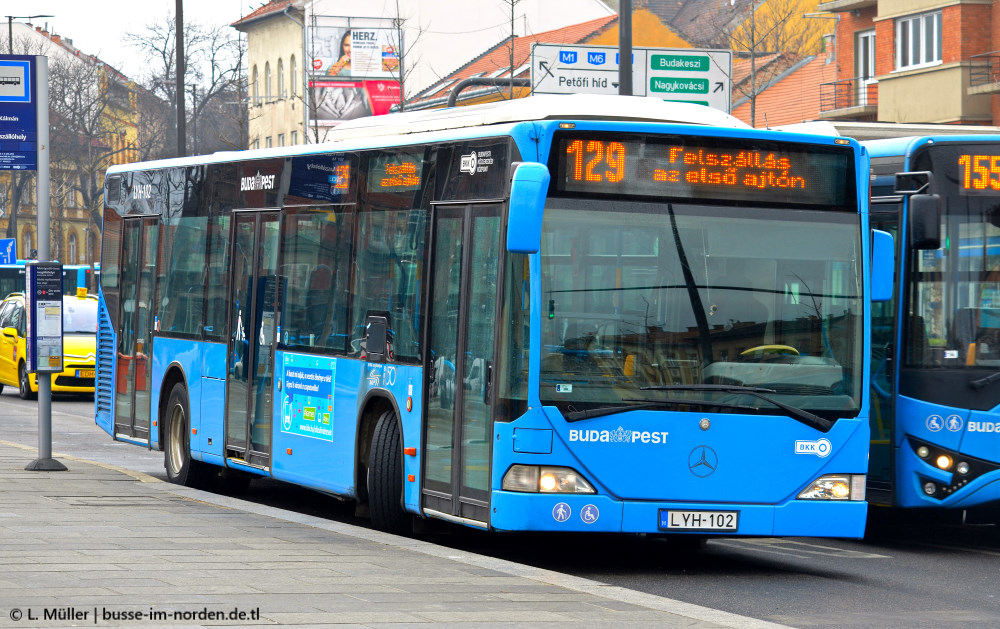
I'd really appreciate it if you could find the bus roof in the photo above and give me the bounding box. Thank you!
[775,120,1000,141]
[864,134,1000,159]
[107,95,750,175]
[327,94,750,139]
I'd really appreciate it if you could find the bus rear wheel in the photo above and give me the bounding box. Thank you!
[368,410,409,534]
[164,382,211,488]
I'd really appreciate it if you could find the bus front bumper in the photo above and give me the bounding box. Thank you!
[489,491,868,537]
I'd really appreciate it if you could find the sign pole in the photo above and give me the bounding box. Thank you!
[618,0,632,95]
[25,54,65,472]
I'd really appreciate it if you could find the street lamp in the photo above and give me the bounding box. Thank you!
[6,15,54,55]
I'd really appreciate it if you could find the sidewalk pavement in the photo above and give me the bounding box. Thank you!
[0,441,791,629]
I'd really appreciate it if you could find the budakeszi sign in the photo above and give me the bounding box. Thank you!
[0,55,37,171]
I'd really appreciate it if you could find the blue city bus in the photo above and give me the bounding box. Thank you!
[866,135,1000,509]
[97,95,889,536]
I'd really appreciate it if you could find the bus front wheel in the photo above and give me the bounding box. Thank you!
[164,382,211,488]
[368,410,409,534]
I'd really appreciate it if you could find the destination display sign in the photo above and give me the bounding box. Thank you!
[553,134,854,209]
[957,153,1000,195]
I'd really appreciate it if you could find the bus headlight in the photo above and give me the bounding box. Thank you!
[502,465,596,494]
[797,474,865,500]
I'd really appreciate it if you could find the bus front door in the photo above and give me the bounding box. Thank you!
[225,211,280,469]
[114,216,158,442]
[423,203,501,525]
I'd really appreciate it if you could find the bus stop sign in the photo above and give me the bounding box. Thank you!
[26,261,63,373]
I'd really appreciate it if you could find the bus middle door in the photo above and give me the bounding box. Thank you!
[224,211,280,469]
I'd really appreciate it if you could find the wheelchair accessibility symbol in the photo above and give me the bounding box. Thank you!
[926,415,943,432]
[580,504,599,524]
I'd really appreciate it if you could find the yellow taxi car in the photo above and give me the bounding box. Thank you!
[0,289,98,399]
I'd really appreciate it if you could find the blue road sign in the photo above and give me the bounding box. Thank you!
[0,238,15,264]
[0,55,37,171]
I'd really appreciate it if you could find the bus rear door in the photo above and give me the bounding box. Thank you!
[114,216,158,442]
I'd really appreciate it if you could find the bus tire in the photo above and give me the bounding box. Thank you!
[18,363,35,400]
[164,382,211,488]
[368,410,409,534]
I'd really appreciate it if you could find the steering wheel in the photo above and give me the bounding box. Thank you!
[740,344,799,357]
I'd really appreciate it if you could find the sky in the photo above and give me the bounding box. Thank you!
[7,0,253,80]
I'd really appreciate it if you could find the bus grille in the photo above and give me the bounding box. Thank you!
[96,300,115,423]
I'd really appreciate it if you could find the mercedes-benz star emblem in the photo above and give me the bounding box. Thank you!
[688,446,718,477]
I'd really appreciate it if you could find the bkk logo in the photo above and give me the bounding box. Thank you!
[794,438,832,457]
[568,426,668,444]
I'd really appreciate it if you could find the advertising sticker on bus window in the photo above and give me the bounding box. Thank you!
[280,353,336,441]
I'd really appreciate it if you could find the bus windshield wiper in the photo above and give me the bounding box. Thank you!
[969,371,1000,391]
[641,385,833,432]
[563,402,666,421]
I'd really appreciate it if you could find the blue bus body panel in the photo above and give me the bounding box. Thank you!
[490,407,869,535]
[270,351,423,510]
[895,395,1000,507]
[150,337,207,451]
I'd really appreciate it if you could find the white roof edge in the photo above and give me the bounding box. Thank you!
[327,94,750,141]
[106,95,750,175]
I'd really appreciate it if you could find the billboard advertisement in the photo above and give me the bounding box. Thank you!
[309,79,401,123]
[311,26,400,79]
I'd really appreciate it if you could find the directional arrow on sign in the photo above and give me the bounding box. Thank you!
[539,61,554,80]
[714,82,724,93]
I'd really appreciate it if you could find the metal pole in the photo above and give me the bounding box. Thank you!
[26,54,66,472]
[8,17,12,55]
[175,0,186,157]
[618,0,633,96]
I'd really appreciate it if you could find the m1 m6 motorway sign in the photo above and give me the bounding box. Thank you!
[531,44,732,113]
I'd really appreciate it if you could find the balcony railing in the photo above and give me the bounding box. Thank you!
[969,51,1000,94]
[819,77,878,116]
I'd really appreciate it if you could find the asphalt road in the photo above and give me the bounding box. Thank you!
[4,390,1000,628]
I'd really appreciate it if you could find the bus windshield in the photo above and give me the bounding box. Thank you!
[905,143,1000,372]
[539,198,863,420]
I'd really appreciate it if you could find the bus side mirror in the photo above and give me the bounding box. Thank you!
[871,229,894,303]
[507,162,550,254]
[909,194,941,250]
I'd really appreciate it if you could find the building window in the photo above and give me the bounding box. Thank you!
[278,59,285,98]
[290,55,297,98]
[252,65,259,105]
[22,229,33,258]
[278,134,285,147]
[253,139,260,150]
[291,130,298,145]
[68,232,78,263]
[896,11,942,70]
[265,62,272,100]
[266,137,273,148]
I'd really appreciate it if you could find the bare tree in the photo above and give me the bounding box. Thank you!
[726,0,825,127]
[48,55,137,245]
[384,0,426,110]
[127,13,248,154]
